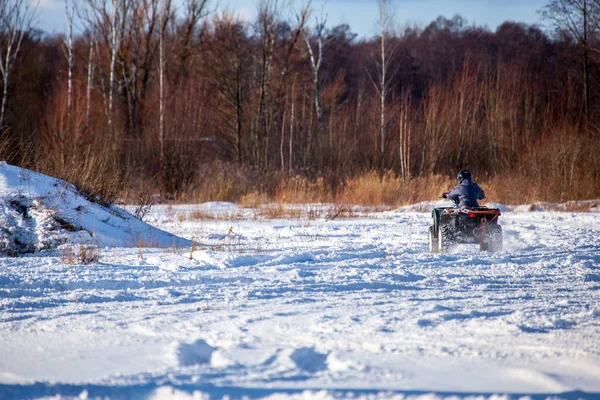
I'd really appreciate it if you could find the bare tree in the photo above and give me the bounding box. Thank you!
[121,0,147,134]
[159,0,172,171]
[80,0,133,147]
[273,3,307,171]
[0,0,38,130]
[209,13,249,165]
[302,8,326,139]
[541,0,600,130]
[370,0,395,175]
[86,34,95,127]
[281,3,309,84]
[120,0,177,136]
[280,100,286,171]
[64,0,75,117]
[111,0,129,139]
[172,0,210,85]
[254,0,279,168]
[289,81,295,172]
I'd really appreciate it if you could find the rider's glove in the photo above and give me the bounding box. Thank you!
[442,192,448,199]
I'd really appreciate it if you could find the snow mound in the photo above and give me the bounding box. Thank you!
[0,162,190,254]
[173,339,215,367]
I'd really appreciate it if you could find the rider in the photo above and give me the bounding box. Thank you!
[443,169,485,208]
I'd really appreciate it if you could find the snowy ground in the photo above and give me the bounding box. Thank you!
[1,202,600,399]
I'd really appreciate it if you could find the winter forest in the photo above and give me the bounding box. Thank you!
[2,0,600,206]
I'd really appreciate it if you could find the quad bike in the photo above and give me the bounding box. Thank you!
[428,206,502,253]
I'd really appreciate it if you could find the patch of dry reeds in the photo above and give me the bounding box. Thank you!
[60,244,101,265]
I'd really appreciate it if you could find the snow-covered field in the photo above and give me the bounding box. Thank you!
[1,198,600,399]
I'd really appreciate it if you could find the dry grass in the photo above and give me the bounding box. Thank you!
[195,171,455,209]
[180,203,369,221]
[239,191,270,208]
[188,211,218,220]
[163,171,455,218]
[60,244,101,265]
[189,236,197,259]
[325,204,356,220]
[253,204,303,219]
[185,210,246,221]
[131,237,163,248]
[252,204,364,220]
[274,176,331,204]
[338,172,453,206]
[188,163,257,203]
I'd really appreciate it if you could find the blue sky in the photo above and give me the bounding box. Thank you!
[36,0,550,37]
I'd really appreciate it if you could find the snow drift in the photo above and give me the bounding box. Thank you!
[0,161,190,254]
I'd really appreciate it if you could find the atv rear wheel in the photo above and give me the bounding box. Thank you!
[438,224,455,253]
[481,224,502,253]
[428,226,439,253]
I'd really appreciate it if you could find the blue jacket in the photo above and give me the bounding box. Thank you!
[447,180,485,207]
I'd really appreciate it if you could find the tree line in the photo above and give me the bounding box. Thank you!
[1,0,600,204]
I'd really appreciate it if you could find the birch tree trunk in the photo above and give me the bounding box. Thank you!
[236,60,243,166]
[159,2,166,170]
[398,91,411,181]
[583,0,590,131]
[289,83,295,173]
[374,0,394,176]
[65,0,75,117]
[86,36,95,127]
[302,16,326,144]
[280,107,286,171]
[379,28,386,174]
[108,0,119,147]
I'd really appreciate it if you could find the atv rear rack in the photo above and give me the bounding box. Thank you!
[440,207,501,218]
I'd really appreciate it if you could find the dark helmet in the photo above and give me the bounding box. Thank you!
[457,169,472,183]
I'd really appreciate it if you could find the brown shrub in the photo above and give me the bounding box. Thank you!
[486,132,600,204]
[36,84,123,204]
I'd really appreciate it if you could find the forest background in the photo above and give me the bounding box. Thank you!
[1,0,600,207]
